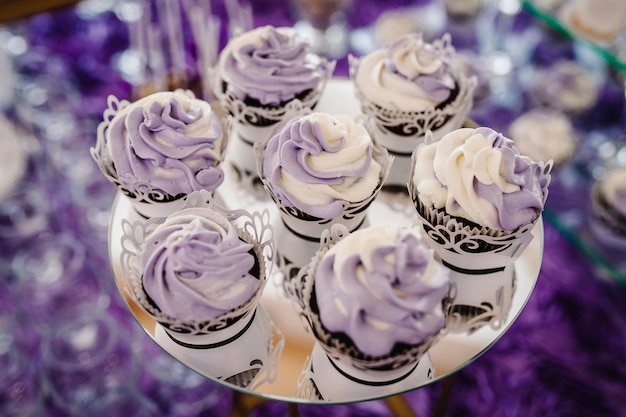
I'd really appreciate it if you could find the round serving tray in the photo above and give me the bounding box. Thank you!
[107,78,543,403]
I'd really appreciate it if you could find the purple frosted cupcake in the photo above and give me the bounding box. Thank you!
[140,207,263,327]
[296,224,449,399]
[214,26,334,178]
[120,198,280,388]
[258,112,390,284]
[92,90,227,217]
[409,127,551,332]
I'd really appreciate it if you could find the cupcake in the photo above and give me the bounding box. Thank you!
[349,32,476,188]
[508,109,579,169]
[529,60,600,115]
[119,191,279,388]
[213,25,335,179]
[409,127,551,332]
[559,0,626,43]
[296,224,449,400]
[258,112,390,290]
[92,90,227,218]
[590,167,626,249]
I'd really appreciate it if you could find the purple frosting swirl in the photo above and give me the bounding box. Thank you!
[107,91,224,196]
[141,208,260,322]
[262,113,381,219]
[314,224,449,357]
[218,26,323,106]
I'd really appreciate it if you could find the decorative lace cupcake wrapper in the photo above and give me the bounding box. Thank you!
[348,50,477,151]
[296,224,444,373]
[406,155,552,267]
[444,268,517,334]
[91,92,230,217]
[118,190,274,336]
[295,343,436,401]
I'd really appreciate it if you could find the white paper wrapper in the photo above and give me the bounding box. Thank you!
[408,192,540,333]
[349,41,477,187]
[91,93,229,218]
[118,190,275,338]
[295,342,435,401]
[154,305,284,390]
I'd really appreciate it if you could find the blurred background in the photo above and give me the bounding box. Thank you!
[1,0,626,416]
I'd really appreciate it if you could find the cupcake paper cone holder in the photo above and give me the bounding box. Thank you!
[91,93,230,219]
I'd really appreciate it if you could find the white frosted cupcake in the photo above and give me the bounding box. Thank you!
[559,0,626,43]
[92,90,227,218]
[296,224,449,400]
[508,109,579,169]
[350,32,475,188]
[409,127,551,332]
[529,60,600,115]
[258,112,390,289]
[213,26,334,179]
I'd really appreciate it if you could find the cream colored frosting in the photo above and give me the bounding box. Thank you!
[355,34,456,113]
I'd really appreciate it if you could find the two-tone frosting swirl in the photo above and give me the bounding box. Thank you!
[314,224,449,357]
[141,208,260,322]
[412,127,550,231]
[262,113,382,219]
[355,33,456,112]
[107,91,224,196]
[218,26,324,106]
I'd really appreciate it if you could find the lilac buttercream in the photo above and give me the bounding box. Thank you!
[412,127,551,231]
[141,207,260,322]
[314,224,449,357]
[262,113,382,219]
[217,26,324,106]
[107,91,224,196]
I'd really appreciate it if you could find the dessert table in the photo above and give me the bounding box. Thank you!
[1,0,626,416]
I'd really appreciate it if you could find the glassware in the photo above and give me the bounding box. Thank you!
[10,233,105,324]
[137,337,233,417]
[77,386,160,417]
[40,305,138,415]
